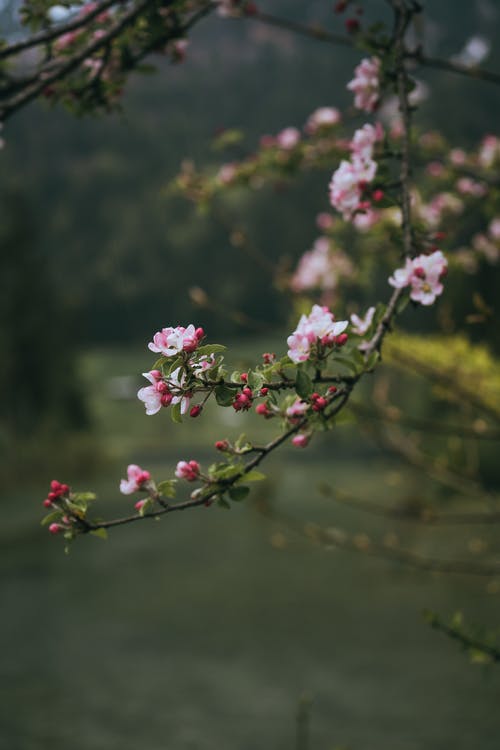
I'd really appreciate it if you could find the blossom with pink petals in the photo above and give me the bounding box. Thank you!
[350,306,376,335]
[347,56,381,112]
[175,460,200,481]
[137,370,166,415]
[120,464,151,495]
[389,250,448,306]
[350,123,383,162]
[290,237,354,293]
[276,127,300,150]
[286,399,309,419]
[287,305,348,363]
[329,158,376,220]
[292,433,310,448]
[305,107,341,134]
[148,324,203,357]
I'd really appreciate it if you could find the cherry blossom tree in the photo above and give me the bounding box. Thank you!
[2,0,500,662]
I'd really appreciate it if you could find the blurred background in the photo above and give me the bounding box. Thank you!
[1,1,500,748]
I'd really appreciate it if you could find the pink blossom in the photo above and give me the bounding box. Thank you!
[191,354,218,377]
[137,370,165,415]
[489,218,500,240]
[175,460,200,481]
[217,163,237,184]
[148,324,202,357]
[478,135,500,168]
[449,148,466,166]
[290,237,354,293]
[287,305,348,363]
[276,127,300,150]
[418,192,463,228]
[55,31,79,51]
[455,177,487,197]
[426,161,445,178]
[292,434,310,448]
[473,233,499,264]
[352,208,381,232]
[305,107,341,134]
[316,212,334,231]
[168,367,191,415]
[347,56,381,112]
[329,157,376,220]
[120,464,151,495]
[389,250,448,306]
[350,123,383,162]
[350,306,376,335]
[286,399,309,419]
[216,0,241,16]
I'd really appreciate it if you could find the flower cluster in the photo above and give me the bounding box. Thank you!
[287,305,348,364]
[305,107,341,134]
[329,123,383,220]
[389,250,448,306]
[148,324,204,356]
[175,460,200,481]
[138,367,192,415]
[347,57,381,112]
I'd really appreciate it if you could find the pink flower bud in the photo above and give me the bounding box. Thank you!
[334,333,348,347]
[292,434,310,448]
[240,373,248,382]
[195,327,205,340]
[50,480,62,492]
[260,387,269,396]
[215,440,229,451]
[135,499,147,511]
[328,385,338,394]
[175,460,200,481]
[190,405,203,418]
[413,266,426,279]
[161,392,173,407]
[345,17,360,33]
[372,189,384,202]
[43,498,53,508]
[48,523,62,535]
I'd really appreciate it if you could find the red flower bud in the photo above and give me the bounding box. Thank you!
[328,385,338,394]
[372,189,384,202]
[48,523,62,535]
[260,387,269,396]
[335,333,348,347]
[240,372,248,382]
[195,327,205,340]
[43,498,53,508]
[345,17,360,33]
[190,405,202,418]
[215,440,229,451]
[161,392,173,407]
[334,0,347,12]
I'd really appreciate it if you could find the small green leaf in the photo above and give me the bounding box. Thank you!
[396,291,410,314]
[170,402,183,423]
[72,492,97,503]
[138,498,154,516]
[244,470,266,482]
[157,480,177,498]
[295,368,313,399]
[41,510,62,526]
[228,486,250,501]
[152,356,168,370]
[217,496,231,510]
[90,528,108,540]
[334,356,359,374]
[215,384,235,406]
[364,351,380,371]
[248,371,264,390]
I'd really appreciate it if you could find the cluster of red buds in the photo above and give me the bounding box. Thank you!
[43,480,70,509]
[233,386,254,411]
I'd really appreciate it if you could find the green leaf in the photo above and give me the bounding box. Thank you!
[170,402,183,423]
[196,344,226,356]
[90,528,108,540]
[295,368,313,399]
[138,498,154,516]
[152,356,168,370]
[334,356,359,374]
[364,351,380,371]
[72,492,97,503]
[228,485,250,502]
[396,291,410,314]
[217,496,231,510]
[230,370,242,383]
[215,384,235,406]
[244,470,266,482]
[41,510,62,526]
[248,371,264,390]
[157,480,177,498]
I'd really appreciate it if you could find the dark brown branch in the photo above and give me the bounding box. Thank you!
[0,0,120,60]
[319,483,500,525]
[244,8,500,87]
[260,503,500,577]
[425,611,500,662]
